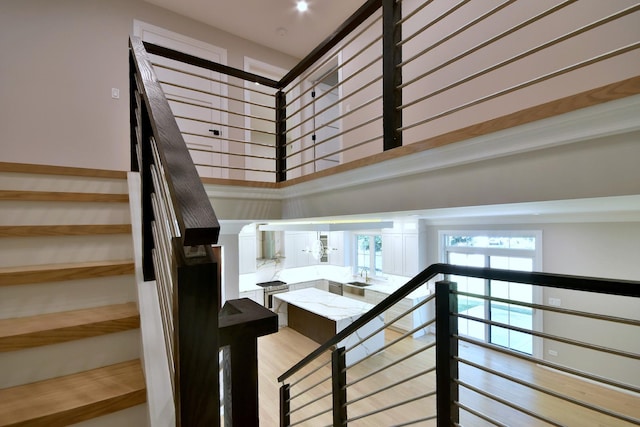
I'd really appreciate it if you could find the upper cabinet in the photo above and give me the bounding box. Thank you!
[239,227,257,274]
[328,231,347,266]
[284,231,315,268]
[284,231,348,268]
[382,220,426,278]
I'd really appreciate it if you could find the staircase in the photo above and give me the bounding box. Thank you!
[0,163,147,426]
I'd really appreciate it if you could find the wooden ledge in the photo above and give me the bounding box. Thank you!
[0,162,127,180]
[0,224,132,238]
[0,190,128,203]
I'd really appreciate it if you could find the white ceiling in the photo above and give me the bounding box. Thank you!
[143,0,364,59]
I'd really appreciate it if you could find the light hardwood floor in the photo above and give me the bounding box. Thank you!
[257,327,639,426]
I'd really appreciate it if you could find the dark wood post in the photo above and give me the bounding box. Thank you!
[332,346,348,426]
[275,90,287,182]
[175,247,220,427]
[435,280,459,427]
[219,298,279,427]
[382,0,402,151]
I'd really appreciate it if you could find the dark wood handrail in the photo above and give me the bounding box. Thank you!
[278,0,382,88]
[143,41,280,88]
[278,263,640,382]
[129,36,220,246]
[141,0,383,91]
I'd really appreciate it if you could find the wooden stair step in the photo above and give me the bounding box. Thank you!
[0,302,139,352]
[0,260,134,287]
[0,190,128,203]
[0,224,132,238]
[0,162,128,179]
[0,359,146,427]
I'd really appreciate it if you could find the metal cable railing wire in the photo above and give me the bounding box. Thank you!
[398,0,518,67]
[399,41,640,133]
[399,4,640,112]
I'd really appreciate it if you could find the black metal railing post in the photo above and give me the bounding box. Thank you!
[435,280,459,427]
[275,90,287,182]
[382,0,402,151]
[332,347,348,426]
[138,104,156,282]
[280,384,291,427]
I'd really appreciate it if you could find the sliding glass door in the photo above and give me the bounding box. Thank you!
[442,232,540,355]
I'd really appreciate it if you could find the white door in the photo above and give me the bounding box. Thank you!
[134,21,229,178]
[243,58,288,182]
[313,75,341,171]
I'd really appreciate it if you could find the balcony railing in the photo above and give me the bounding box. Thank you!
[139,0,639,184]
[277,264,640,426]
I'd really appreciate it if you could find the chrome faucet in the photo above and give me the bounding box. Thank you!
[360,267,370,283]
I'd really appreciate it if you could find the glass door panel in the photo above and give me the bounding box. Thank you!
[489,256,533,354]
[448,252,486,341]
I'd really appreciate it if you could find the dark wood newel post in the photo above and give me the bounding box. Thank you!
[219,298,278,427]
[275,90,287,182]
[382,0,402,151]
[175,248,220,427]
[435,280,459,427]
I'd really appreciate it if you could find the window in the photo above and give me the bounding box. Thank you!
[355,234,382,278]
[440,231,542,355]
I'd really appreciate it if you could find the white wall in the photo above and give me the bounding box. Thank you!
[280,130,640,219]
[0,0,297,171]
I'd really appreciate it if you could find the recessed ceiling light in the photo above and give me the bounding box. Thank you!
[296,1,308,12]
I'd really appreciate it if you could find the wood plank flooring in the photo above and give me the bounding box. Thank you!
[257,327,640,426]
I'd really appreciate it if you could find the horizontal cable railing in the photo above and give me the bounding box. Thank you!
[144,41,281,182]
[136,1,639,184]
[281,8,385,178]
[280,285,436,426]
[278,264,640,426]
[398,1,640,145]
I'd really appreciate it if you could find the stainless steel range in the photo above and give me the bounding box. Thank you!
[256,280,288,309]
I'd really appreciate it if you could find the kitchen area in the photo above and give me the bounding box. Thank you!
[235,219,434,342]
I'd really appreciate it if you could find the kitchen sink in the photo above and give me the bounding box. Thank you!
[346,281,371,287]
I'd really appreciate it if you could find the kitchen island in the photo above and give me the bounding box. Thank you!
[272,288,385,364]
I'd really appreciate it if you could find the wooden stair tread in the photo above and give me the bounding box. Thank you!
[0,360,146,427]
[0,190,128,203]
[0,224,132,237]
[0,303,139,352]
[0,162,128,179]
[0,260,134,287]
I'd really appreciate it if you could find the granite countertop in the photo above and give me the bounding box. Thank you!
[273,288,374,321]
[239,270,431,299]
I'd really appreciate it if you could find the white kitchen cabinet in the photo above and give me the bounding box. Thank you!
[238,234,257,274]
[403,234,420,277]
[382,220,425,278]
[328,231,346,266]
[284,231,317,268]
[382,233,403,276]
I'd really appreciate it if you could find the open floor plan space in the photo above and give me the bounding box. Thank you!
[257,327,640,426]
